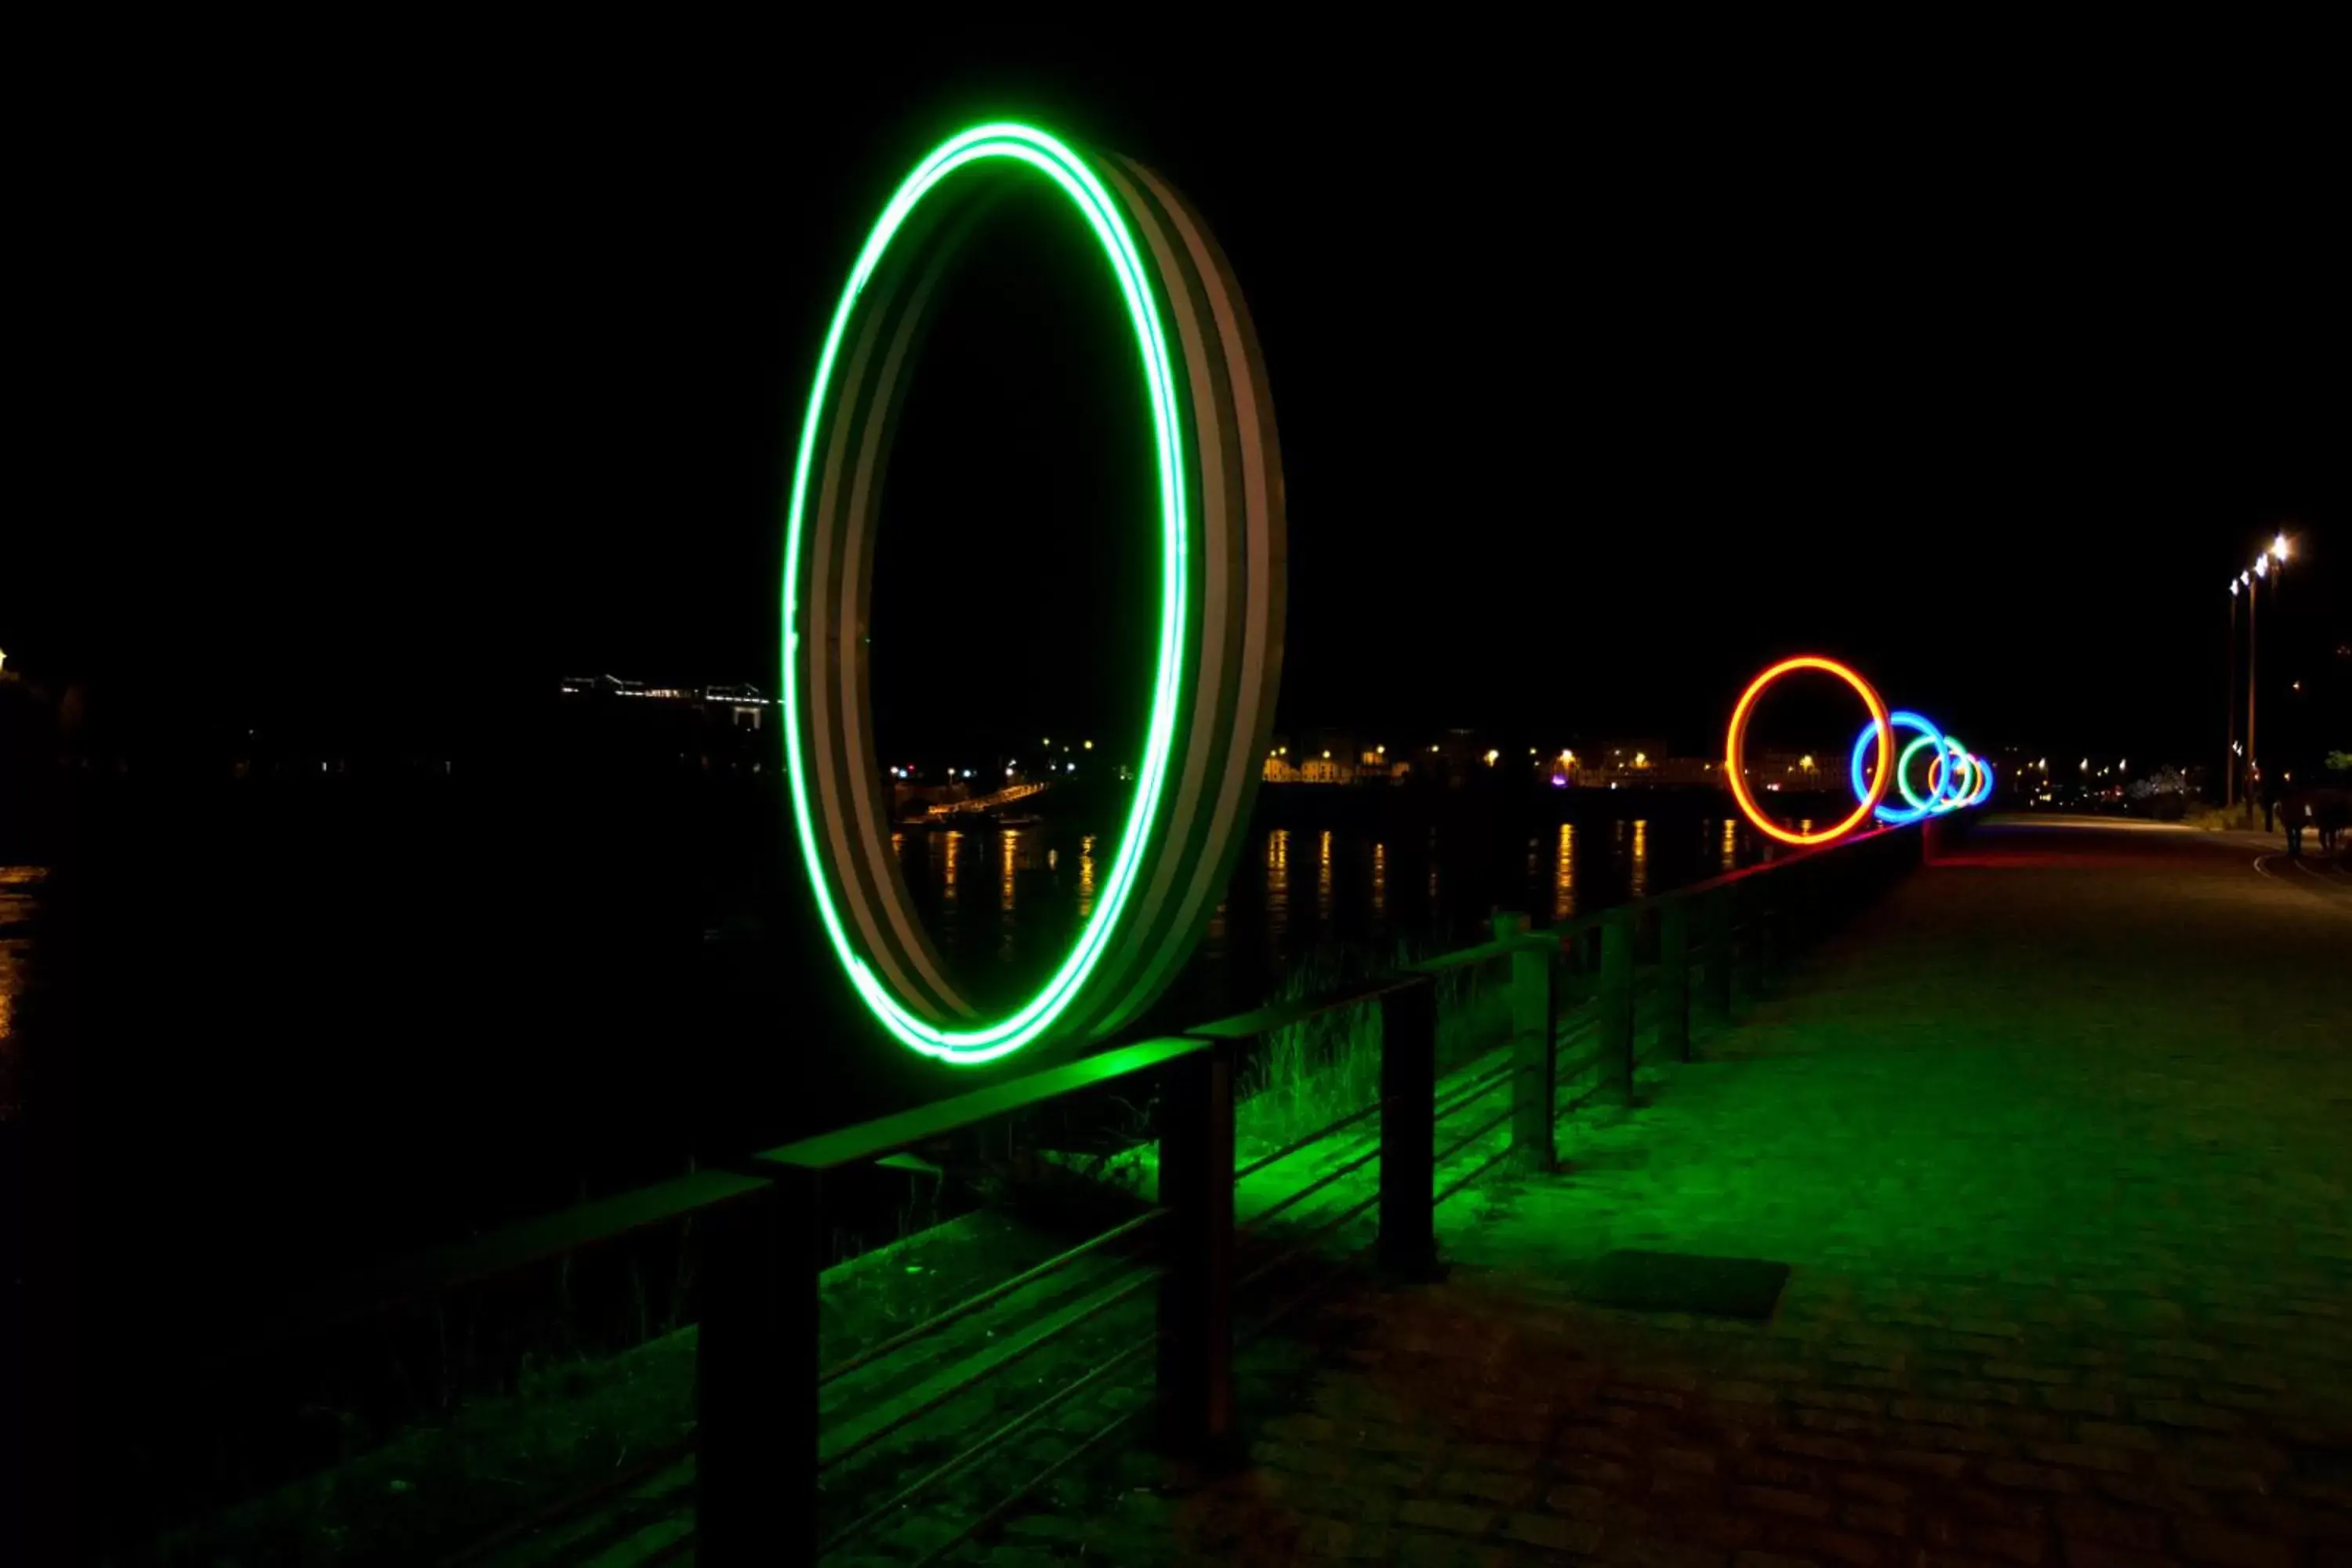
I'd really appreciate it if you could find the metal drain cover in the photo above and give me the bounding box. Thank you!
[1578,1249,1790,1319]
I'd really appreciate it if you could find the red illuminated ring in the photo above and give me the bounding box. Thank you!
[1726,656,1893,847]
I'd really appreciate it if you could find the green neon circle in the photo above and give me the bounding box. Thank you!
[782,124,1185,1066]
[1894,734,1942,811]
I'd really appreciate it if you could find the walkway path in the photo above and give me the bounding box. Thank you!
[1065,818,2352,1566]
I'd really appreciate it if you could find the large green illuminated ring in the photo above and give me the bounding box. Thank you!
[782,124,1286,1065]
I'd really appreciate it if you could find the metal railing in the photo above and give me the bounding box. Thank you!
[202,811,1965,1564]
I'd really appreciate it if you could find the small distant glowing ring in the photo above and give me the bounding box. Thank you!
[1953,749,1984,809]
[1848,715,1993,820]
[1900,738,1957,808]
[1929,740,1977,813]
[1728,656,1891,846]
[1851,712,1950,826]
[783,122,1284,1065]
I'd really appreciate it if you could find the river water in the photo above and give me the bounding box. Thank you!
[13,787,1822,1314]
[885,808,1807,1022]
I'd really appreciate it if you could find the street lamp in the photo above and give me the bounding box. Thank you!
[2227,576,2240,806]
[2244,535,2289,823]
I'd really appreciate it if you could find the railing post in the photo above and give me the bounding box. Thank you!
[1377,976,1441,1278]
[1756,877,1783,989]
[1704,885,1733,1018]
[1157,1041,1235,1460]
[699,1167,820,1565]
[1659,896,1691,1063]
[1599,906,1636,1105]
[1795,855,1821,951]
[1495,913,1555,1172]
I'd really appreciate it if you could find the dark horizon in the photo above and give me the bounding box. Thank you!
[13,38,2348,771]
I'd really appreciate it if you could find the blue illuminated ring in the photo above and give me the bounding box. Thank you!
[1849,711,1993,820]
[1929,739,1976,814]
[1849,710,1949,826]
[1964,753,1994,807]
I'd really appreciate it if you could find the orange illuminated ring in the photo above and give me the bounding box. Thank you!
[1726,655,1893,846]
[1926,746,1977,809]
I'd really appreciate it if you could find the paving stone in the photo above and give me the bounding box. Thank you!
[2028,1443,2142,1475]
[1433,1468,1540,1507]
[2172,1517,2297,1568]
[1838,1503,1909,1537]
[1548,1483,1612,1519]
[1735,1485,1835,1521]
[1396,1498,1496,1537]
[1504,1510,1603,1553]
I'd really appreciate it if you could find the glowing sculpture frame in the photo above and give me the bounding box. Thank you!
[1849,710,1951,826]
[1726,656,1893,847]
[1849,717,1990,822]
[782,124,1285,1065]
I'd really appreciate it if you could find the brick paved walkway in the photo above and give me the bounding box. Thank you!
[1062,819,2352,1568]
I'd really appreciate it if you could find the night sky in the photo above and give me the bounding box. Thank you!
[19,36,2347,768]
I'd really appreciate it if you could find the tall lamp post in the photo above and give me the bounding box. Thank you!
[2248,554,2265,821]
[2245,532,2292,824]
[2226,576,2240,808]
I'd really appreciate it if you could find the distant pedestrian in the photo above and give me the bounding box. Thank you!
[2262,778,2278,833]
[2285,787,2347,857]
[2280,794,2308,859]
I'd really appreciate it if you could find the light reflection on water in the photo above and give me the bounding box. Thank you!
[1316,830,1333,926]
[887,812,1775,1007]
[1264,829,1290,968]
[0,866,44,1120]
[1552,823,1576,920]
